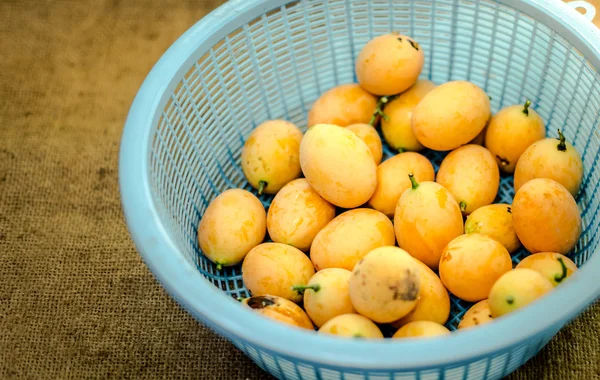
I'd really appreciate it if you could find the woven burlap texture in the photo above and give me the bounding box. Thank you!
[0,1,598,379]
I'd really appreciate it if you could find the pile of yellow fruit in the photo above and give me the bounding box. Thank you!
[197,32,584,339]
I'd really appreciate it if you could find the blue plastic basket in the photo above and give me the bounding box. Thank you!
[119,0,600,378]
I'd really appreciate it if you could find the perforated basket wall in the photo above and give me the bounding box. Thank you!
[122,0,600,379]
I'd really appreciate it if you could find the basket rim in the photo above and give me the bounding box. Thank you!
[119,0,600,370]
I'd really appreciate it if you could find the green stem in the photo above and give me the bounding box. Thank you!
[554,258,568,283]
[258,180,267,195]
[460,201,467,212]
[557,129,567,152]
[292,284,321,294]
[522,100,531,116]
[408,173,419,190]
[398,147,406,154]
[370,94,399,126]
[216,263,223,271]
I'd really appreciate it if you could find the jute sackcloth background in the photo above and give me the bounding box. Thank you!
[0,1,598,379]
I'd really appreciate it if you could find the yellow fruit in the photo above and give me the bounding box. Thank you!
[514,130,584,197]
[242,243,315,303]
[310,208,395,271]
[412,81,491,151]
[307,84,378,127]
[380,80,436,152]
[349,246,420,323]
[512,178,582,254]
[241,120,303,195]
[485,100,546,173]
[392,321,451,339]
[355,33,425,96]
[439,234,513,302]
[296,268,355,328]
[436,144,500,215]
[198,189,266,269]
[300,124,377,208]
[392,259,450,328]
[488,268,554,317]
[242,295,314,330]
[464,204,521,253]
[318,313,383,338]
[516,252,578,287]
[458,300,494,329]
[266,178,335,252]
[394,175,463,269]
[346,123,383,164]
[368,152,435,217]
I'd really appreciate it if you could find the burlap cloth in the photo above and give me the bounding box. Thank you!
[0,1,598,379]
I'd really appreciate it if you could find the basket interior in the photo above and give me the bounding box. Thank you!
[148,0,600,331]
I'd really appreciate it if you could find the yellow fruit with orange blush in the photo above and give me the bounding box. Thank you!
[368,152,435,217]
[394,174,463,269]
[295,268,355,328]
[412,81,491,151]
[267,178,335,252]
[485,100,546,173]
[198,189,266,270]
[355,33,425,96]
[346,123,383,164]
[242,242,315,303]
[300,123,377,208]
[380,80,436,152]
[307,84,378,127]
[512,178,582,254]
[319,314,383,339]
[241,119,303,195]
[436,144,500,215]
[438,233,513,302]
[310,208,395,271]
[514,129,584,197]
[464,203,521,253]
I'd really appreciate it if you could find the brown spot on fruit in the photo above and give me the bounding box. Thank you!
[389,269,419,301]
[247,296,276,309]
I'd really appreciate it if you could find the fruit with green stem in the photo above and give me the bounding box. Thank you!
[241,120,303,195]
[242,243,315,303]
[368,152,435,217]
[514,129,584,197]
[394,174,463,269]
[436,144,500,215]
[516,252,578,287]
[484,99,546,173]
[296,268,355,328]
